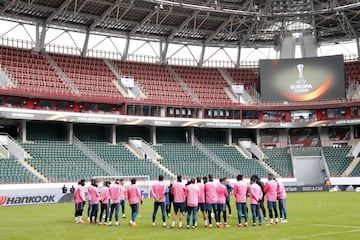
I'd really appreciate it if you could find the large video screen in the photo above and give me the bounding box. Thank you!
[260,55,345,102]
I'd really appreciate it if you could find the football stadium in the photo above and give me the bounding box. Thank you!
[0,0,360,239]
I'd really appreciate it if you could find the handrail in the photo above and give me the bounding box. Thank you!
[72,135,119,176]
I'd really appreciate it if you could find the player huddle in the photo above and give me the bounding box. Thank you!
[73,178,142,226]
[73,173,287,228]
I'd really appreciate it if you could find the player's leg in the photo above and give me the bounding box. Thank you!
[192,206,197,228]
[236,202,242,226]
[160,201,167,227]
[87,200,92,222]
[256,204,262,225]
[178,202,185,228]
[226,200,232,217]
[273,201,279,223]
[207,204,213,227]
[129,203,138,226]
[186,206,191,228]
[250,204,256,226]
[267,201,274,223]
[242,203,248,226]
[171,203,179,228]
[91,203,99,224]
[152,202,159,226]
[260,198,266,219]
[278,199,283,220]
[99,203,105,224]
[120,199,126,218]
[108,203,114,224]
[213,204,220,225]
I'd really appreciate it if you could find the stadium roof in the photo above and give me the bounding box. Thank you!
[0,0,360,48]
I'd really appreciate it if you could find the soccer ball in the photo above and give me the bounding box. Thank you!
[355,187,360,192]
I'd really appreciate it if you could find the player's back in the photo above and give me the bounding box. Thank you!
[216,184,228,204]
[233,180,248,203]
[186,184,199,207]
[109,184,121,203]
[152,181,166,202]
[205,181,217,204]
[172,182,186,203]
[265,180,278,201]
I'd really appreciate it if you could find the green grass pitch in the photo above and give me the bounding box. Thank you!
[1,192,360,240]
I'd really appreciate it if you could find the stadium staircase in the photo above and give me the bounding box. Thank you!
[81,140,171,179]
[4,136,49,183]
[322,146,354,176]
[43,53,80,95]
[194,138,242,177]
[165,65,201,104]
[0,68,15,88]
[262,148,293,177]
[217,68,239,103]
[72,135,119,176]
[103,59,130,97]
[342,157,360,177]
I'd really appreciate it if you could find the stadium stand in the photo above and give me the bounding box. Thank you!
[0,157,42,184]
[171,66,232,104]
[21,139,109,182]
[226,68,259,89]
[82,140,170,179]
[350,161,360,176]
[322,146,354,176]
[50,53,122,98]
[204,143,269,177]
[156,143,230,178]
[0,46,71,95]
[262,148,293,177]
[114,61,193,103]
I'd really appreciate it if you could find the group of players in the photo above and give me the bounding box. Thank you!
[73,173,288,228]
[73,178,141,226]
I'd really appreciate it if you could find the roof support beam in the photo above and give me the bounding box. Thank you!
[160,40,168,64]
[310,0,317,43]
[198,42,205,67]
[168,11,200,40]
[81,31,90,57]
[0,0,17,13]
[122,35,130,61]
[130,9,159,35]
[205,15,235,43]
[236,43,241,68]
[89,0,124,31]
[356,37,360,61]
[46,0,73,24]
[34,23,46,52]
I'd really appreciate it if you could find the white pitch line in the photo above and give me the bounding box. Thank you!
[308,224,360,229]
[279,229,360,240]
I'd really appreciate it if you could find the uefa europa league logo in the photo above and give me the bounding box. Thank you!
[297,64,304,79]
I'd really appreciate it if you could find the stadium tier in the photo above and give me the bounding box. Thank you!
[155,143,230,178]
[203,143,268,177]
[0,157,42,184]
[350,161,360,176]
[322,146,353,176]
[82,141,171,179]
[114,61,193,103]
[49,53,122,98]
[171,66,233,104]
[226,68,259,89]
[0,46,72,95]
[1,45,360,107]
[262,148,293,177]
[21,139,109,182]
